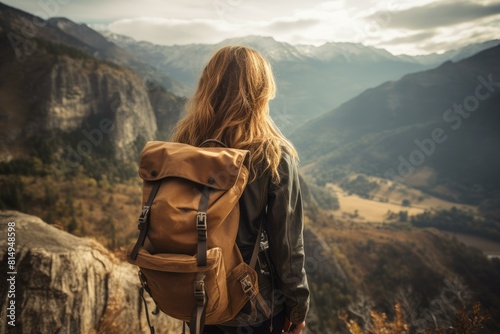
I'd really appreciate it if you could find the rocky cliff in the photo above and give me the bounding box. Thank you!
[0,37,158,163]
[45,57,158,162]
[0,3,183,164]
[0,211,182,333]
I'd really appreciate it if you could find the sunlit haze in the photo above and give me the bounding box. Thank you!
[4,0,500,55]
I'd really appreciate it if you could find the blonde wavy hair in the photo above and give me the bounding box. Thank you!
[171,45,298,183]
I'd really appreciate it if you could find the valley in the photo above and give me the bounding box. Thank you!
[324,174,476,224]
[322,175,500,262]
[443,232,500,259]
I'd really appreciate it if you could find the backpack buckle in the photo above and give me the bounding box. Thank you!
[260,230,269,251]
[196,212,207,228]
[194,273,206,305]
[138,270,152,294]
[196,212,207,240]
[138,206,150,230]
[239,274,256,301]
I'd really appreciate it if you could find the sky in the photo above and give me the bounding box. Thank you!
[4,0,500,55]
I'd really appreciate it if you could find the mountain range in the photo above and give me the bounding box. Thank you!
[103,31,499,133]
[291,44,500,207]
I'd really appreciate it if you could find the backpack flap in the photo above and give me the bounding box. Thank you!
[139,141,250,190]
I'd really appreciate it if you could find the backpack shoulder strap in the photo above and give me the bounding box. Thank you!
[248,177,273,318]
[130,181,161,260]
[199,139,227,148]
[249,174,270,269]
[249,214,264,269]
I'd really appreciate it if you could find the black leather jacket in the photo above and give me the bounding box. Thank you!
[235,151,310,325]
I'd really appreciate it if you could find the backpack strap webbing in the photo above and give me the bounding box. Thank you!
[249,178,269,270]
[139,271,156,334]
[199,139,227,148]
[191,185,211,334]
[191,272,207,334]
[196,185,210,266]
[244,211,273,321]
[249,216,264,269]
[130,181,161,260]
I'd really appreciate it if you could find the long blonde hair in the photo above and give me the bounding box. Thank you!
[171,45,297,182]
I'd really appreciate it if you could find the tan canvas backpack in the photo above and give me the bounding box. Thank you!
[127,140,271,334]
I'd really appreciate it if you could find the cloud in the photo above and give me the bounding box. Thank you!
[107,16,323,46]
[108,18,239,45]
[416,17,500,53]
[4,0,214,22]
[369,0,500,30]
[382,31,436,45]
[5,0,500,55]
[359,1,500,55]
[265,18,320,33]
[375,15,500,55]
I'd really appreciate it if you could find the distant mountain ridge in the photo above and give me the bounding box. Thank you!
[291,44,500,206]
[403,39,500,66]
[103,32,426,132]
[103,32,500,69]
[103,31,500,133]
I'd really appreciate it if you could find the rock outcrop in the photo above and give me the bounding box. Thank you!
[0,211,182,333]
[0,46,158,163]
[0,3,184,164]
[41,56,158,162]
